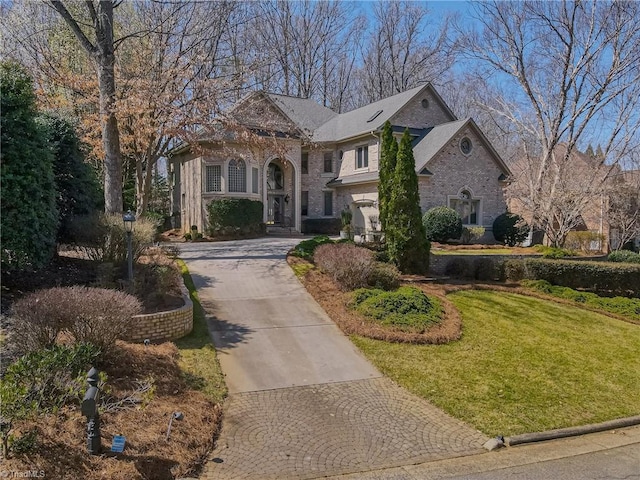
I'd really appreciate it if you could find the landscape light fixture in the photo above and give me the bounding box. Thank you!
[123,210,136,282]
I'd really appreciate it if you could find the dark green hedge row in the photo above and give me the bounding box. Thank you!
[443,256,505,281]
[301,218,341,235]
[206,198,264,236]
[505,258,640,297]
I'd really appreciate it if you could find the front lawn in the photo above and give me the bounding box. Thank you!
[352,290,640,437]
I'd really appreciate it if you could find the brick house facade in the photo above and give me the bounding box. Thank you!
[169,83,511,240]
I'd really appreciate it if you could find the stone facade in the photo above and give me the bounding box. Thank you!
[170,84,510,239]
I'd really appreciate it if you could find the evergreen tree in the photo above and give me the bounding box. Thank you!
[585,144,595,157]
[386,129,430,274]
[38,113,103,243]
[1,61,58,269]
[378,121,398,232]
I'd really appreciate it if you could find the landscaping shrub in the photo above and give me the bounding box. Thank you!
[444,257,473,278]
[461,226,486,244]
[473,257,504,281]
[350,286,442,333]
[504,258,640,297]
[66,213,156,263]
[367,262,401,290]
[522,280,640,320]
[1,61,58,270]
[492,212,529,246]
[534,245,577,258]
[564,231,605,253]
[0,343,100,456]
[10,286,142,356]
[608,250,640,264]
[207,198,264,236]
[301,217,342,235]
[290,235,335,260]
[314,243,375,291]
[422,206,463,243]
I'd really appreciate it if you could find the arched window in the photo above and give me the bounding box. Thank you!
[449,188,480,225]
[267,163,284,190]
[228,159,246,193]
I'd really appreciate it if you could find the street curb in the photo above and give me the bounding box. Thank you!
[506,415,640,446]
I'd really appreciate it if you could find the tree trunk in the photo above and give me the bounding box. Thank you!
[97,56,123,213]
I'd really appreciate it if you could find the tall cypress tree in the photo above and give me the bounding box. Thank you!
[378,121,398,232]
[386,129,430,274]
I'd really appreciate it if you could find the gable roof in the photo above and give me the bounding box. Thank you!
[413,118,512,176]
[312,83,455,143]
[265,93,338,135]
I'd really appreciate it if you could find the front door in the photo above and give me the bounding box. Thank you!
[267,194,285,225]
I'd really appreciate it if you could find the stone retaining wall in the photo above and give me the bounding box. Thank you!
[126,285,193,343]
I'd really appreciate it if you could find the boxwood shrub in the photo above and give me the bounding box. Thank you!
[504,258,640,296]
[207,198,264,236]
[422,206,462,242]
[608,250,640,264]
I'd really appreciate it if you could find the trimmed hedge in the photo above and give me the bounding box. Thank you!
[207,198,264,236]
[290,235,335,260]
[443,256,505,281]
[504,258,640,297]
[301,217,341,235]
[492,212,528,246]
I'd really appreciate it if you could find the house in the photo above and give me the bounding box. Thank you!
[168,83,511,240]
[507,145,640,251]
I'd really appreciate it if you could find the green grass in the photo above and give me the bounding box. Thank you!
[175,259,227,404]
[522,280,640,322]
[352,290,640,437]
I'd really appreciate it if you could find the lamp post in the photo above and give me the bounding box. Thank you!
[123,210,136,283]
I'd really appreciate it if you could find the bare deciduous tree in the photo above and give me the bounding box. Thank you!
[460,0,640,245]
[357,0,454,104]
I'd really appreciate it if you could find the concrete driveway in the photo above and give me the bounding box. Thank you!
[179,238,488,479]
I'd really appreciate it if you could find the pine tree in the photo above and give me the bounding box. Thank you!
[378,121,398,232]
[386,129,430,274]
[585,144,595,157]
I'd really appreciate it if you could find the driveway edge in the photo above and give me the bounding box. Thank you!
[507,415,640,446]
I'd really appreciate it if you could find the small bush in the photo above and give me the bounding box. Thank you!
[461,226,486,244]
[290,235,335,260]
[10,286,142,355]
[301,217,342,235]
[422,206,463,242]
[444,257,473,278]
[565,231,605,253]
[314,243,375,291]
[207,198,264,237]
[0,343,100,456]
[473,257,504,281]
[493,212,529,246]
[608,250,640,264]
[534,245,577,258]
[367,262,401,290]
[350,286,442,333]
[504,258,640,296]
[66,213,156,263]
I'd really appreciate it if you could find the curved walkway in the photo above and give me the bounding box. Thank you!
[179,238,488,479]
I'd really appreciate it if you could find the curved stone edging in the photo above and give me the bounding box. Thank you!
[126,284,193,343]
[507,415,640,446]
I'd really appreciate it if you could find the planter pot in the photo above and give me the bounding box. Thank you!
[339,230,349,239]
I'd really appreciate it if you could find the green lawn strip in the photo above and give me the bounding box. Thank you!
[175,259,227,404]
[351,290,640,437]
[522,280,640,322]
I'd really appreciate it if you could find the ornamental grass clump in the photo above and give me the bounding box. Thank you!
[313,243,375,291]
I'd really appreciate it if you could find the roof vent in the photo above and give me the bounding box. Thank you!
[366,110,383,123]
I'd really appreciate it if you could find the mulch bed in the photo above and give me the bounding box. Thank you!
[289,256,462,344]
[2,342,222,480]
